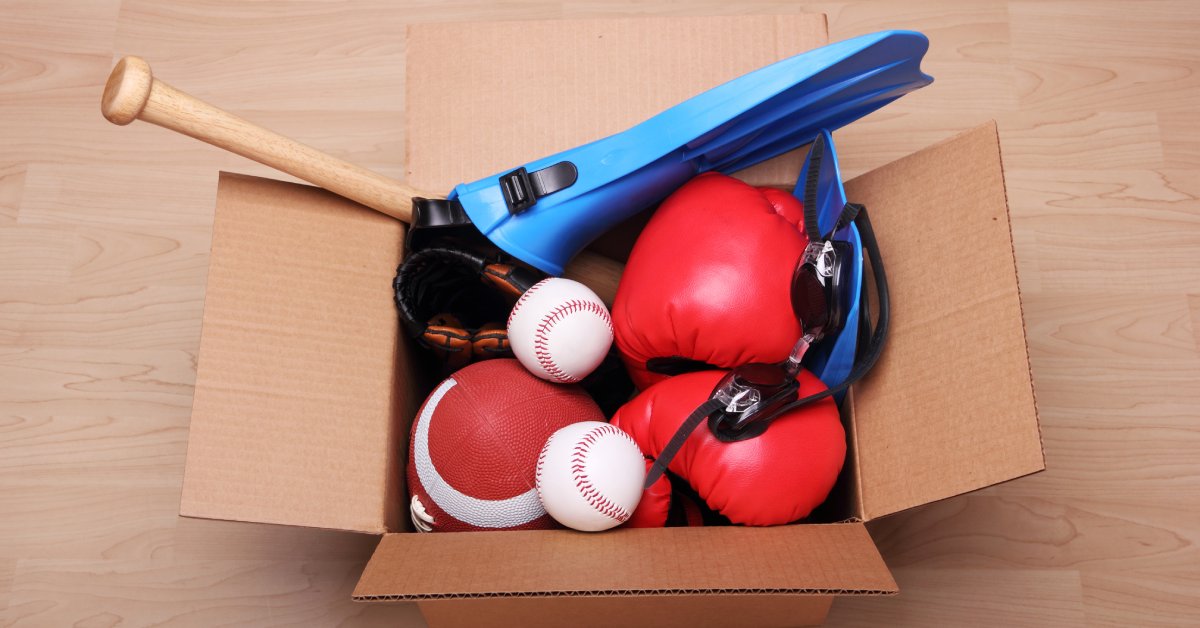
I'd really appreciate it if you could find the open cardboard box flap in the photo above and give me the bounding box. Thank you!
[843,122,1044,520]
[181,175,417,534]
[179,12,1044,610]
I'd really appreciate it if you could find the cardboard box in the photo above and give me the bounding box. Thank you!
[179,15,1045,628]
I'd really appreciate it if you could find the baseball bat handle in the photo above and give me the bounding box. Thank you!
[101,56,423,223]
[102,56,623,303]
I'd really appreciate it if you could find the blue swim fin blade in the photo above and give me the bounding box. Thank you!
[447,30,932,275]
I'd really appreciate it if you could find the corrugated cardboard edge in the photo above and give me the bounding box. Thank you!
[352,524,896,601]
[359,588,891,602]
[991,121,1048,473]
[843,122,1046,521]
[358,588,892,602]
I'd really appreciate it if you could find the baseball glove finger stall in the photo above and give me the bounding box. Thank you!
[394,247,541,370]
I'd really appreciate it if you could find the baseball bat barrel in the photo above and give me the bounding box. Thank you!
[562,251,621,306]
[101,56,424,223]
[101,56,624,304]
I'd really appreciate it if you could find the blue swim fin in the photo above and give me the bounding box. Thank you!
[444,30,932,275]
[794,129,862,397]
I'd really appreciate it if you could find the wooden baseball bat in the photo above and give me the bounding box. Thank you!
[100,56,622,304]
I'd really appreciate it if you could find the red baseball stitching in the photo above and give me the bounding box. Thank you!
[507,278,550,328]
[535,434,553,506]
[570,424,634,523]
[534,298,613,383]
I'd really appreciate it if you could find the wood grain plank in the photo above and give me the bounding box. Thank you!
[0,0,121,55]
[0,104,219,171]
[819,0,1011,63]
[6,559,423,627]
[561,1,810,19]
[1013,413,1200,503]
[996,111,1165,170]
[868,495,1200,572]
[0,285,204,350]
[1006,168,1200,292]
[19,164,218,228]
[0,558,14,619]
[0,414,188,487]
[0,485,179,560]
[829,568,1086,627]
[65,225,212,289]
[1190,295,1200,355]
[114,0,407,58]
[58,233,207,304]
[0,165,25,224]
[0,48,112,107]
[1010,291,1200,505]
[1010,1,1200,113]
[1011,357,1200,500]
[0,226,76,286]
[0,348,196,418]
[1161,111,1200,169]
[1023,293,1195,362]
[1014,57,1199,114]
[1081,568,1200,627]
[1009,1,1200,61]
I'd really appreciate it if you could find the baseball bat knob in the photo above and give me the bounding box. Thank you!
[102,56,153,125]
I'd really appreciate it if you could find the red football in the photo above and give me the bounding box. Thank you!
[407,359,605,532]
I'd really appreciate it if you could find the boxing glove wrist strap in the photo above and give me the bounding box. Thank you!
[644,397,725,488]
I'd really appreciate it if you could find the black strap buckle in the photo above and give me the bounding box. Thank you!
[499,161,578,214]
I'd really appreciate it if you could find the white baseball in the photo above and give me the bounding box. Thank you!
[535,421,645,532]
[507,277,613,383]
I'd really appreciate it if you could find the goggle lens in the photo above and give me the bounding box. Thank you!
[791,258,832,337]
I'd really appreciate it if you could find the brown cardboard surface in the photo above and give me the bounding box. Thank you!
[405,14,828,194]
[842,123,1045,520]
[181,173,420,533]
[352,524,896,600]
[416,595,834,628]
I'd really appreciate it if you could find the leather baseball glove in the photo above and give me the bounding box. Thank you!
[394,247,541,372]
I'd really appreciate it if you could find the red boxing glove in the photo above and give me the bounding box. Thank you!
[610,370,845,526]
[623,465,719,528]
[612,172,809,390]
[624,459,672,528]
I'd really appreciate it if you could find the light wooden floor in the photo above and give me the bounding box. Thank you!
[2,1,1197,626]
